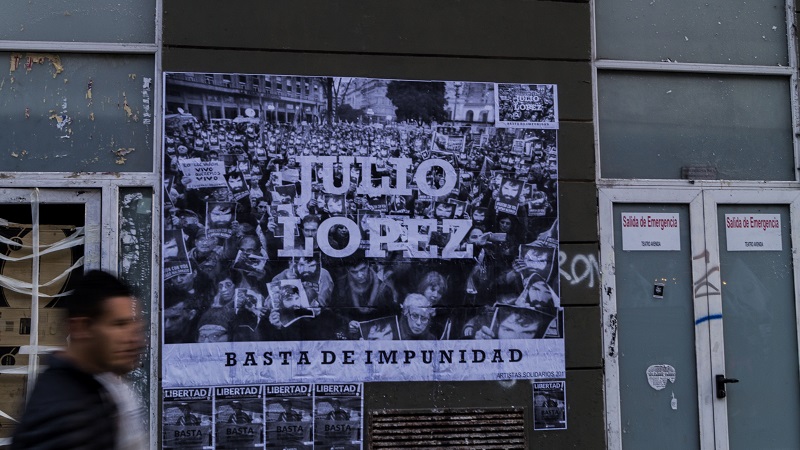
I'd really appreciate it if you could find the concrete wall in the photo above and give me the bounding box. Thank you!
[162,0,601,447]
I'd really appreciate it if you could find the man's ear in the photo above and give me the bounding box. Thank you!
[187,309,198,321]
[68,317,93,340]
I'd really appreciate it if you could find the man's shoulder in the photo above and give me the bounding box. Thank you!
[29,358,102,402]
[12,359,117,450]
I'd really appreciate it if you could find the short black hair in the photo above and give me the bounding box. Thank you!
[66,270,132,319]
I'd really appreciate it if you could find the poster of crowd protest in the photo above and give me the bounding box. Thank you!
[161,73,563,389]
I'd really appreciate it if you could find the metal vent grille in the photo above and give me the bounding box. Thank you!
[369,407,526,449]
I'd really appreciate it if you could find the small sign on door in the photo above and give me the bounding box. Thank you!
[621,212,681,251]
[725,214,782,251]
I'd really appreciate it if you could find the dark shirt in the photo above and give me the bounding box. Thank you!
[12,354,118,450]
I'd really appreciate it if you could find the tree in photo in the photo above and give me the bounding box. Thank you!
[386,81,448,123]
[336,104,365,123]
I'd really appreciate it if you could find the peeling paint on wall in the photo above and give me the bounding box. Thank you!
[2,51,153,171]
[47,97,73,139]
[121,92,138,121]
[10,52,64,78]
[113,147,135,165]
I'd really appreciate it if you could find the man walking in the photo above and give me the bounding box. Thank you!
[12,270,146,449]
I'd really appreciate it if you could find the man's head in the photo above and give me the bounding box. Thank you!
[209,203,233,227]
[500,179,521,201]
[296,257,318,278]
[496,307,549,339]
[164,233,181,260]
[326,195,344,214]
[434,202,455,219]
[301,215,321,238]
[366,321,395,340]
[66,270,144,375]
[523,247,551,273]
[519,280,556,313]
[166,268,196,293]
[227,173,245,191]
[472,207,487,223]
[164,288,198,343]
[238,235,260,256]
[347,261,371,286]
[193,232,216,255]
[280,285,303,309]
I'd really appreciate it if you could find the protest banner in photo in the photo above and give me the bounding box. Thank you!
[162,73,563,390]
[164,229,191,281]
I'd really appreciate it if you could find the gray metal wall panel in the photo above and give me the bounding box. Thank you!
[559,182,598,242]
[560,243,601,306]
[164,1,590,61]
[565,306,602,368]
[558,122,595,181]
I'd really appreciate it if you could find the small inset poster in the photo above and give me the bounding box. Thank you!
[265,384,314,450]
[621,212,680,251]
[495,84,558,129]
[725,213,782,251]
[162,388,213,449]
[314,384,363,450]
[214,385,265,449]
[533,380,567,430]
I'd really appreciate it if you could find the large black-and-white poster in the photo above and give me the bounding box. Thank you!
[162,73,562,389]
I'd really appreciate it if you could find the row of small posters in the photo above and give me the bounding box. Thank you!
[163,383,364,449]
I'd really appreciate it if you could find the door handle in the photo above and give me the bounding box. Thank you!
[716,374,739,399]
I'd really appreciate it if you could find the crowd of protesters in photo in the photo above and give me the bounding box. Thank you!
[163,113,560,345]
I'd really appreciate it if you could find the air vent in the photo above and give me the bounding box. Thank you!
[369,407,526,449]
